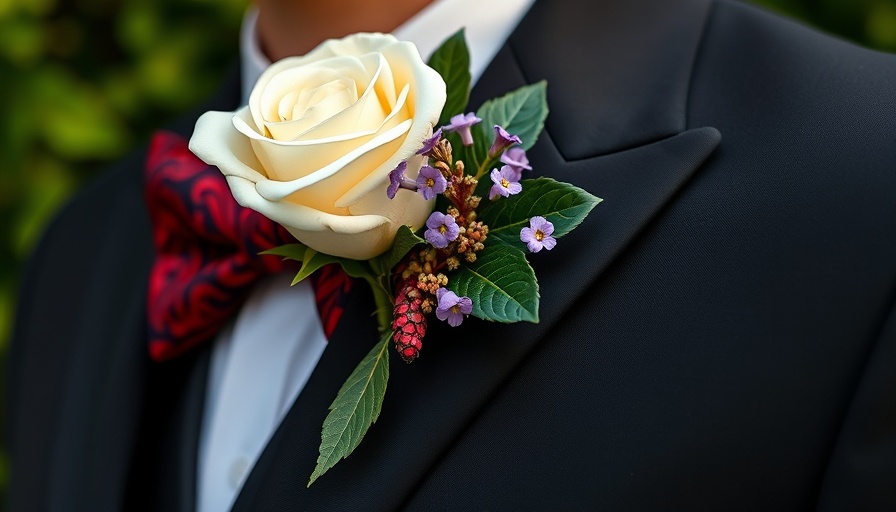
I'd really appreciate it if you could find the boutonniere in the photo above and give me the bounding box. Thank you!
[190,30,601,485]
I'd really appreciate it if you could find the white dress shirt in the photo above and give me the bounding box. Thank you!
[197,1,535,510]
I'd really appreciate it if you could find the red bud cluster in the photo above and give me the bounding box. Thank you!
[391,278,427,363]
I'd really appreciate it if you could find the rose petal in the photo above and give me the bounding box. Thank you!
[296,53,391,140]
[335,42,446,207]
[294,186,432,259]
[224,175,386,232]
[252,55,367,132]
[253,118,412,201]
[191,108,268,182]
[310,33,399,60]
[248,34,400,132]
[264,77,357,140]
[234,84,411,188]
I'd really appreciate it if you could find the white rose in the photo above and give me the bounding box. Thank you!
[189,33,446,260]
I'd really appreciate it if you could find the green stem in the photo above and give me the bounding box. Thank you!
[364,275,394,333]
[475,153,499,179]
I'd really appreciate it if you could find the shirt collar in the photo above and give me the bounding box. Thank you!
[239,0,535,105]
[239,6,269,107]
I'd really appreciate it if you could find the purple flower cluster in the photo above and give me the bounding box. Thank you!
[388,117,550,335]
[487,125,530,201]
[388,129,461,201]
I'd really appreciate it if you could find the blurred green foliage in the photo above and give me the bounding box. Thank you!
[0,0,246,342]
[0,0,893,498]
[754,0,896,49]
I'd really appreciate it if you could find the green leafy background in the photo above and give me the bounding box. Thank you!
[0,0,893,498]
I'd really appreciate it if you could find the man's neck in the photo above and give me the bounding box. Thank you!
[256,0,435,60]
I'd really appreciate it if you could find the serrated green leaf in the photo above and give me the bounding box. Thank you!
[428,29,472,127]
[479,81,548,152]
[449,245,539,323]
[371,224,426,277]
[467,81,549,172]
[309,333,391,486]
[481,177,602,248]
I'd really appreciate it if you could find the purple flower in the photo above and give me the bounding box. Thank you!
[488,125,522,157]
[489,165,523,200]
[442,112,481,146]
[520,216,557,253]
[435,288,473,327]
[416,128,443,156]
[415,165,447,200]
[424,211,460,249]
[387,161,417,199]
[500,147,532,174]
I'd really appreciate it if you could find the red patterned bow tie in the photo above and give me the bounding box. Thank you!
[144,131,351,362]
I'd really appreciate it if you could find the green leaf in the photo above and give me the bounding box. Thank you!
[261,243,307,261]
[427,29,471,127]
[371,224,426,277]
[261,243,322,284]
[481,177,602,248]
[449,244,539,323]
[261,244,373,285]
[467,81,549,171]
[291,248,342,284]
[309,333,391,486]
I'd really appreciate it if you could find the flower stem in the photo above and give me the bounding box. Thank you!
[365,275,394,333]
[476,154,499,179]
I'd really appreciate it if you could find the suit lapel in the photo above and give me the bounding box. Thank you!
[469,0,715,159]
[234,0,719,509]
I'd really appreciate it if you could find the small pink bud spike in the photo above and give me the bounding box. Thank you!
[391,278,427,363]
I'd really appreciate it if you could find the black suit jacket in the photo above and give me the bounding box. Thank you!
[9,0,896,510]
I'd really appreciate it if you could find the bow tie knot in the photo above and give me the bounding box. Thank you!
[144,131,350,361]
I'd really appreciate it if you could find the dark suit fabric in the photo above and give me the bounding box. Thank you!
[9,0,896,510]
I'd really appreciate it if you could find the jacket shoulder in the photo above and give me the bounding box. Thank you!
[692,0,896,179]
[697,0,896,117]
